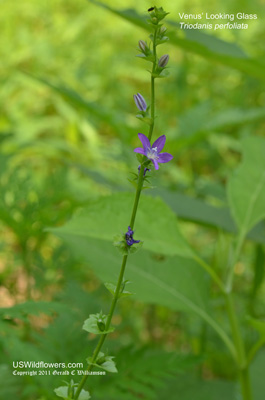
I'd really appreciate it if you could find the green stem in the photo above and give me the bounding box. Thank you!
[193,255,225,293]
[74,256,128,400]
[226,229,246,292]
[247,336,265,366]
[239,367,253,400]
[224,231,253,399]
[225,292,253,400]
[130,166,145,229]
[73,27,159,400]
[148,28,157,142]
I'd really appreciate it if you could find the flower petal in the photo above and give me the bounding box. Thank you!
[134,147,145,155]
[152,135,166,153]
[138,133,151,151]
[152,159,159,170]
[158,152,173,163]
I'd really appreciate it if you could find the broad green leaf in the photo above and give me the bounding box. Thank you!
[83,313,114,335]
[0,365,21,399]
[89,0,265,82]
[55,234,234,356]
[153,190,265,245]
[228,137,265,235]
[159,374,236,400]
[247,318,265,337]
[94,347,201,400]
[21,73,132,139]
[0,301,67,323]
[104,282,133,298]
[99,358,118,373]
[205,107,265,131]
[250,351,265,400]
[176,104,265,150]
[87,352,118,373]
[49,192,193,258]
[251,245,265,296]
[54,386,71,400]
[54,386,90,400]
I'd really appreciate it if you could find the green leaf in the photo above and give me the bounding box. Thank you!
[136,115,152,125]
[0,301,67,323]
[54,386,91,400]
[152,190,265,245]
[20,72,132,140]
[94,347,202,400]
[82,313,114,335]
[99,358,118,373]
[250,351,265,400]
[0,365,21,398]
[54,386,71,400]
[104,282,133,298]
[228,136,265,236]
[89,0,265,82]
[159,374,236,400]
[87,352,118,373]
[252,245,265,297]
[56,235,234,356]
[247,317,265,337]
[49,192,193,258]
[176,104,265,150]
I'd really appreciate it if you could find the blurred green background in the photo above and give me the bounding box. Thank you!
[0,0,265,399]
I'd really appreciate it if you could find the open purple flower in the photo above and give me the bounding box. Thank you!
[125,226,140,246]
[134,133,173,170]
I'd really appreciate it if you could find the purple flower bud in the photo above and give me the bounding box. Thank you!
[133,93,147,112]
[139,40,147,53]
[138,165,151,176]
[125,226,140,246]
[158,54,169,68]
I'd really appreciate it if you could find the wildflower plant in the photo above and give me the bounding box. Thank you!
[52,6,264,400]
[54,6,172,400]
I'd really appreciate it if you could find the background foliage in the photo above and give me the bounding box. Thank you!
[1,0,265,399]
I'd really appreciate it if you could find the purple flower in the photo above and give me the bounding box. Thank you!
[133,93,147,112]
[138,165,151,176]
[125,226,140,246]
[134,133,173,170]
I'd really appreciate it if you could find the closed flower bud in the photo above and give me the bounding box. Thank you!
[133,93,147,112]
[158,54,169,68]
[139,40,147,53]
[97,318,105,332]
[159,26,167,34]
